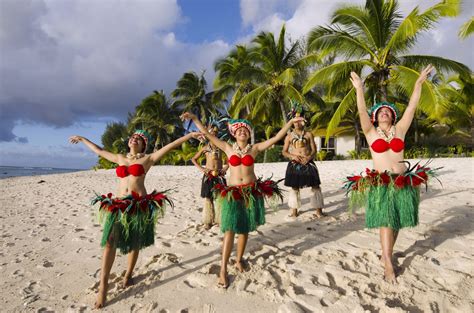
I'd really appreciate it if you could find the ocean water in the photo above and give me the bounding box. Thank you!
[0,165,85,179]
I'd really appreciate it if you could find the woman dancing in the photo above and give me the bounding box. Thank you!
[191,122,228,230]
[345,65,437,282]
[69,129,201,308]
[180,112,304,288]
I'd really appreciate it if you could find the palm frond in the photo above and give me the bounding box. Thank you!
[325,88,357,139]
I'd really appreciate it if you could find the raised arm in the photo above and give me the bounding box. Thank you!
[191,146,208,174]
[149,132,202,163]
[69,136,119,163]
[254,117,304,152]
[180,112,230,153]
[396,65,434,136]
[350,72,373,135]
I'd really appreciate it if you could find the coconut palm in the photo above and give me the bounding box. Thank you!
[129,90,182,151]
[231,24,308,125]
[213,45,260,118]
[172,71,222,124]
[459,16,474,39]
[304,0,471,139]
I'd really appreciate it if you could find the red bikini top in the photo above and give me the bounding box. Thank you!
[115,164,145,178]
[371,138,405,153]
[229,155,254,167]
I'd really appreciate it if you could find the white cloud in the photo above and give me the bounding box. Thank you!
[0,0,232,142]
[238,0,473,70]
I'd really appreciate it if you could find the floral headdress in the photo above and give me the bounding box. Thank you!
[227,119,253,137]
[368,102,400,124]
[132,129,152,152]
[287,99,307,120]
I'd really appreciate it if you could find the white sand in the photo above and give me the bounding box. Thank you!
[0,158,472,312]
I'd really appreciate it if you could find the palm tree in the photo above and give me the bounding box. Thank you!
[129,90,182,151]
[171,71,222,124]
[96,121,128,169]
[459,16,474,39]
[304,0,471,140]
[213,45,260,119]
[231,24,307,125]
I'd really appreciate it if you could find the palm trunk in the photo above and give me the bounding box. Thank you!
[414,116,419,145]
[246,104,255,145]
[279,98,288,124]
[354,120,361,154]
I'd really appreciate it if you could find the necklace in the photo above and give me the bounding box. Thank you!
[232,142,252,155]
[126,152,145,160]
[376,125,396,142]
[291,130,307,148]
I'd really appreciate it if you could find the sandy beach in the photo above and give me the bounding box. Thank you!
[0,158,472,312]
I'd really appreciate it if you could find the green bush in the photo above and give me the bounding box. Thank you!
[255,145,286,163]
[316,150,328,161]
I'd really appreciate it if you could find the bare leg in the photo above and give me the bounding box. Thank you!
[95,243,116,309]
[219,231,235,288]
[122,249,139,288]
[235,233,249,272]
[380,227,397,283]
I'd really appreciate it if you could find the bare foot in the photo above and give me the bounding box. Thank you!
[382,258,397,283]
[94,287,106,309]
[235,259,248,273]
[121,275,134,289]
[288,208,298,217]
[218,272,228,289]
[312,208,326,219]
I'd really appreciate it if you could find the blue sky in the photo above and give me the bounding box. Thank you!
[1,0,473,169]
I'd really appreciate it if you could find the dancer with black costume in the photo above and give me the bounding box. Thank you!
[282,101,324,218]
[191,121,228,230]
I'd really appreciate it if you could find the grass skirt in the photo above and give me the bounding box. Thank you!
[284,160,321,188]
[91,190,172,254]
[201,173,226,198]
[213,178,283,234]
[343,161,440,230]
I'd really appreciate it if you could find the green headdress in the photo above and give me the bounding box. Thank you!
[132,129,152,152]
[287,99,307,120]
[368,102,400,124]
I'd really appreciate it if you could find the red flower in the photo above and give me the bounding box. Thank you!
[232,189,242,200]
[394,175,405,188]
[380,173,390,185]
[417,171,428,181]
[131,191,140,200]
[221,190,228,197]
[107,193,113,198]
[348,175,362,182]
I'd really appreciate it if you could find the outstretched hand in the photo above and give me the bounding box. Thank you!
[290,116,306,125]
[350,72,364,90]
[416,64,434,85]
[189,132,205,141]
[69,136,83,144]
[180,112,196,121]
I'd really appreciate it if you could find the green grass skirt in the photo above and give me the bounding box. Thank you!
[218,195,266,234]
[213,178,283,234]
[101,212,155,254]
[344,161,440,231]
[364,184,420,230]
[91,190,170,254]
